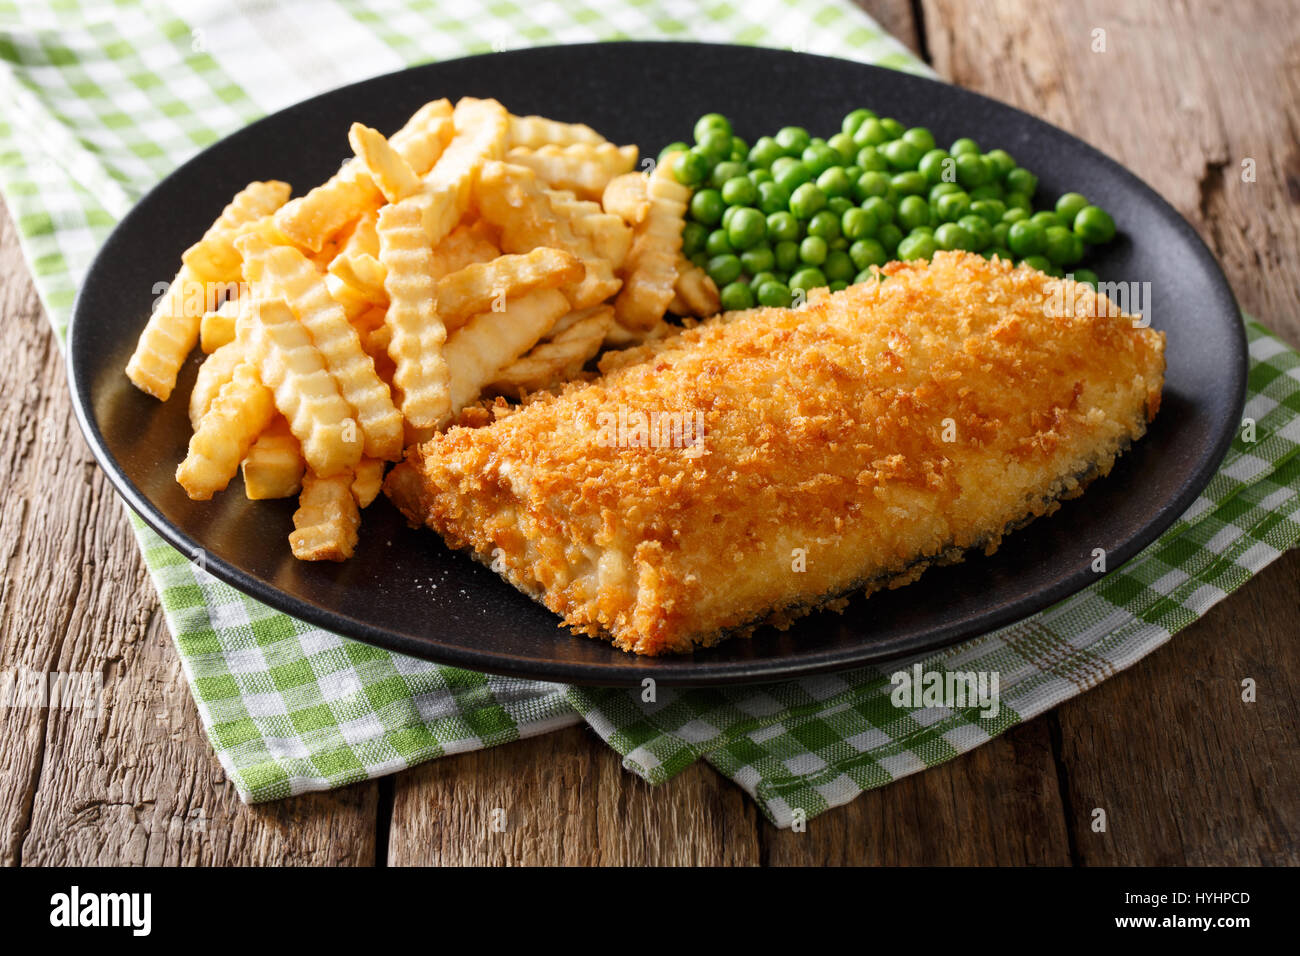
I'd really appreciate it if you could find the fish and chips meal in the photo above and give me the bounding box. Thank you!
[125,98,1163,655]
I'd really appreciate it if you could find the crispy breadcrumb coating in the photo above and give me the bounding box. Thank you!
[386,252,1166,655]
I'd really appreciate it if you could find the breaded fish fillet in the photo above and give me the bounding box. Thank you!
[386,252,1166,655]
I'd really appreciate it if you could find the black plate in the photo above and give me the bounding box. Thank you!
[67,42,1245,686]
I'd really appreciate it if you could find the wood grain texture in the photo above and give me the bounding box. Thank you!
[0,0,1295,866]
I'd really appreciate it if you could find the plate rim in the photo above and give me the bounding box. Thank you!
[65,40,1248,686]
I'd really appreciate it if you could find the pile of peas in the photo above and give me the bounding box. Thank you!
[663,110,1118,313]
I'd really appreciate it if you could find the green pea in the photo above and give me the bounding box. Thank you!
[707,253,742,286]
[1074,205,1116,243]
[828,280,849,293]
[849,238,888,270]
[933,222,971,251]
[968,184,1003,202]
[807,210,841,241]
[756,279,793,308]
[773,159,812,194]
[984,149,1016,179]
[690,188,724,225]
[719,280,754,312]
[721,176,757,207]
[789,267,828,293]
[919,148,954,185]
[827,133,858,164]
[1020,255,1052,273]
[882,139,923,171]
[1007,219,1046,257]
[671,148,710,186]
[898,231,938,260]
[1072,268,1099,288]
[766,210,801,242]
[842,207,876,240]
[824,249,855,282]
[876,223,903,252]
[658,141,688,164]
[1004,191,1033,213]
[802,143,841,177]
[721,205,740,230]
[682,221,708,257]
[726,207,767,250]
[855,145,890,172]
[830,235,849,251]
[1043,225,1083,265]
[987,247,1014,263]
[827,197,853,217]
[749,136,784,169]
[694,113,732,143]
[729,136,749,161]
[957,214,992,251]
[741,243,776,275]
[1055,192,1090,222]
[934,190,971,223]
[898,194,932,231]
[757,181,790,214]
[991,222,1011,248]
[861,196,894,227]
[1004,167,1038,196]
[748,168,773,186]
[911,225,935,236]
[775,126,812,155]
[901,127,936,154]
[1030,210,1064,230]
[955,152,991,189]
[950,137,980,156]
[817,166,853,198]
[891,171,928,196]
[929,181,962,203]
[799,235,828,266]
[750,270,777,289]
[696,128,732,163]
[1002,206,1030,223]
[843,165,862,183]
[705,228,733,257]
[970,199,1006,224]
[774,239,800,272]
[853,118,890,147]
[709,160,747,189]
[789,182,827,219]
[878,118,905,139]
[854,171,892,201]
[841,108,876,137]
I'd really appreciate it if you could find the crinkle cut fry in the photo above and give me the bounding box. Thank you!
[435,247,584,324]
[241,415,305,500]
[181,180,291,282]
[290,469,361,561]
[613,159,689,330]
[505,142,638,200]
[507,113,605,148]
[176,361,274,500]
[489,304,614,392]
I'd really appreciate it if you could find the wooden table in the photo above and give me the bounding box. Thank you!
[1,0,1296,866]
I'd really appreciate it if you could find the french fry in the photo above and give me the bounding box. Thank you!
[181,180,291,282]
[601,172,650,226]
[274,99,455,251]
[673,259,721,317]
[245,295,363,477]
[444,288,569,412]
[377,198,452,430]
[436,247,584,325]
[237,233,403,461]
[290,469,360,561]
[189,340,246,427]
[199,295,240,353]
[429,220,500,279]
[475,161,621,308]
[351,458,385,508]
[489,304,614,392]
[348,122,422,203]
[176,362,275,500]
[603,316,676,351]
[507,113,605,149]
[544,188,633,270]
[325,270,376,321]
[126,180,286,400]
[613,159,689,330]
[241,416,305,500]
[505,142,638,201]
[328,251,387,303]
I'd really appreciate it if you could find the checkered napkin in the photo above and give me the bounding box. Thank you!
[2,0,1296,829]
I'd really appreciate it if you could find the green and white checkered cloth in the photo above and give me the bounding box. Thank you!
[3,0,1297,829]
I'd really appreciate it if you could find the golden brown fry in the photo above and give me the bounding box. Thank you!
[475,161,621,308]
[238,233,403,461]
[274,99,455,251]
[246,295,363,477]
[351,458,385,508]
[428,221,500,279]
[199,296,240,353]
[176,362,275,500]
[601,172,650,226]
[377,198,452,430]
[241,416,305,500]
[673,259,721,317]
[613,159,689,330]
[189,339,246,427]
[349,122,422,203]
[489,304,614,392]
[505,143,638,201]
[436,247,584,324]
[181,180,291,282]
[544,188,633,270]
[290,469,360,561]
[443,288,569,412]
[507,113,605,148]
